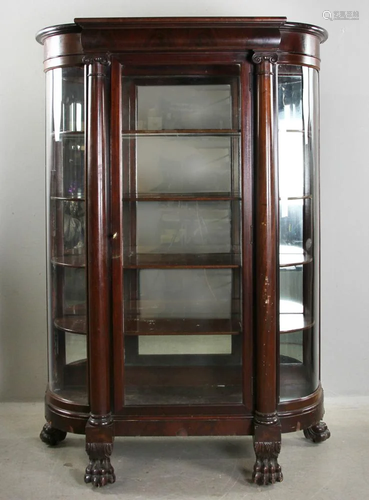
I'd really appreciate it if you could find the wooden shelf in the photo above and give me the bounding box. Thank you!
[124,365,242,405]
[54,315,87,335]
[122,129,240,136]
[51,255,86,268]
[123,192,240,201]
[280,314,314,334]
[125,318,241,336]
[124,253,241,269]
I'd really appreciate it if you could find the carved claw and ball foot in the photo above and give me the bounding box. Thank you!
[304,421,331,443]
[252,441,283,485]
[84,443,116,487]
[40,422,67,446]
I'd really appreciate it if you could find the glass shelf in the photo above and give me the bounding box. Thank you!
[52,130,84,138]
[279,195,312,201]
[51,255,86,268]
[54,316,87,335]
[279,313,314,334]
[279,246,312,267]
[51,196,86,202]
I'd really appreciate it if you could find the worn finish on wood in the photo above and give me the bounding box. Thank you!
[36,17,329,487]
[253,51,279,414]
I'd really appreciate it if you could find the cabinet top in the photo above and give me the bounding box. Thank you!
[36,17,327,71]
[36,17,328,44]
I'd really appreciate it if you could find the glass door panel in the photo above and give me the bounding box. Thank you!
[46,67,87,404]
[125,135,239,195]
[136,84,235,130]
[278,65,320,401]
[121,70,243,406]
[135,201,234,254]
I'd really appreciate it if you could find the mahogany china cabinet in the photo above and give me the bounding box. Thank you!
[36,17,330,487]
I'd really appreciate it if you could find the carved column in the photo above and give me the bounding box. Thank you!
[84,55,115,487]
[252,52,283,485]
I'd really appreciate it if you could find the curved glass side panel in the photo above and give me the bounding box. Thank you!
[45,67,87,404]
[278,65,320,401]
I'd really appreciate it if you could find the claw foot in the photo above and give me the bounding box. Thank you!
[304,421,331,443]
[84,457,116,487]
[253,440,283,485]
[40,422,67,446]
[253,457,283,485]
[85,442,115,487]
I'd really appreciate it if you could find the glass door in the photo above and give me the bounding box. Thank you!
[119,65,245,406]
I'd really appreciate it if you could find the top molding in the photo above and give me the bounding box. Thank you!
[36,17,328,44]
[36,17,328,70]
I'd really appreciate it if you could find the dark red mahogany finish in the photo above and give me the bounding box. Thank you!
[37,17,329,487]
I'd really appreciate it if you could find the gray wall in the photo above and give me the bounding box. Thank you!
[1,0,368,400]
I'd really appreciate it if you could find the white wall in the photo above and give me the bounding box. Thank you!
[0,0,368,400]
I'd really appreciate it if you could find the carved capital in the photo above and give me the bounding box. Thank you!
[252,52,278,65]
[83,54,111,66]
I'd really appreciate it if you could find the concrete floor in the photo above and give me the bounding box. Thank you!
[1,398,368,500]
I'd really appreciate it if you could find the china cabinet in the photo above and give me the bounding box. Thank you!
[36,17,329,487]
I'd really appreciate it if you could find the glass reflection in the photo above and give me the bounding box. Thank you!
[136,201,231,254]
[131,136,236,194]
[137,85,233,130]
[280,266,303,314]
[138,269,232,319]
